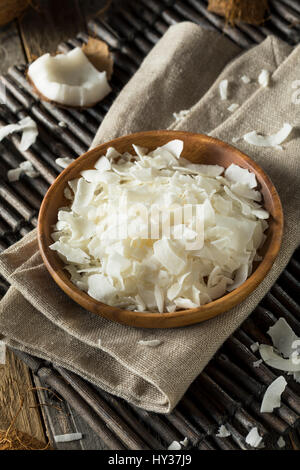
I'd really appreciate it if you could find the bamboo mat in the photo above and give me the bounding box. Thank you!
[0,0,300,450]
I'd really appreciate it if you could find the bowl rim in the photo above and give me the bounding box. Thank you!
[38,130,284,328]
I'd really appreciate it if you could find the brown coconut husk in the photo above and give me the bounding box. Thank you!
[27,37,114,109]
[208,0,269,25]
[0,0,31,26]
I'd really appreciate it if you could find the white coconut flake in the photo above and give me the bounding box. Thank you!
[259,344,300,372]
[243,123,292,148]
[241,75,251,84]
[258,69,270,88]
[54,433,82,443]
[253,359,263,368]
[260,376,287,413]
[180,437,188,447]
[250,342,260,353]
[7,160,39,181]
[216,425,231,438]
[56,157,75,169]
[227,103,239,113]
[58,121,67,128]
[245,427,263,448]
[219,79,228,100]
[277,436,285,448]
[138,339,162,347]
[168,441,182,450]
[7,167,23,182]
[0,117,38,150]
[173,109,189,122]
[267,318,299,358]
[50,140,269,313]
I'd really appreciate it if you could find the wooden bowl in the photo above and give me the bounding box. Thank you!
[38,131,283,328]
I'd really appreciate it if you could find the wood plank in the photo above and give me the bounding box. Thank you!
[18,0,86,62]
[0,20,25,74]
[0,349,46,443]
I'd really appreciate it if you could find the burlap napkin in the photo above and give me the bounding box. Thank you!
[0,22,299,413]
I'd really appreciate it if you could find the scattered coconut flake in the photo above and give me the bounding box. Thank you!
[259,345,300,372]
[260,376,287,413]
[55,157,75,169]
[180,437,188,447]
[268,318,299,358]
[54,433,82,443]
[7,167,23,182]
[0,116,38,150]
[58,121,67,128]
[138,339,162,347]
[241,75,251,84]
[168,441,182,450]
[216,425,231,438]
[277,436,285,448]
[253,359,263,368]
[7,160,39,181]
[0,341,6,364]
[243,123,292,148]
[219,79,228,100]
[50,140,269,313]
[227,103,239,113]
[19,161,39,178]
[245,427,263,448]
[250,342,259,352]
[232,137,240,143]
[173,109,189,122]
[293,371,300,383]
[258,69,270,88]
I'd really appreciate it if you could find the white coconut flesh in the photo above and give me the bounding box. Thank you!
[28,47,111,107]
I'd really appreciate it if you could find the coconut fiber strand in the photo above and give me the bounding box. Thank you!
[208,0,269,25]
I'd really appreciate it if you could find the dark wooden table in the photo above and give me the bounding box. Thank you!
[0,0,110,450]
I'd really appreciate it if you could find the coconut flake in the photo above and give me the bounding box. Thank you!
[243,123,292,148]
[54,433,82,443]
[277,436,285,448]
[260,376,287,413]
[168,441,182,450]
[259,344,300,372]
[258,69,270,88]
[250,342,259,353]
[7,167,23,182]
[0,117,38,150]
[56,157,75,169]
[138,339,162,347]
[180,437,188,447]
[216,425,231,438]
[245,427,263,448]
[268,318,299,358]
[227,103,239,113]
[173,109,189,122]
[219,79,228,100]
[241,75,251,84]
[253,359,263,368]
[225,163,257,188]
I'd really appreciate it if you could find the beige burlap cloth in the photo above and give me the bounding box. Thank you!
[0,23,299,413]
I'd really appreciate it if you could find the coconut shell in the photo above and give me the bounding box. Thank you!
[0,0,30,26]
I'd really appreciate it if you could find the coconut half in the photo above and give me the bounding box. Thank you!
[27,47,111,108]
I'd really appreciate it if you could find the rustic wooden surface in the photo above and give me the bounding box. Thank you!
[0,0,109,450]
